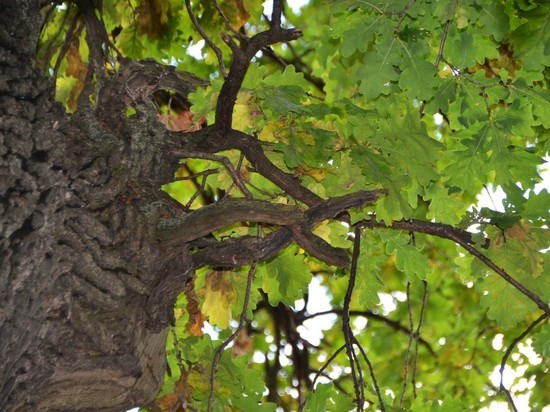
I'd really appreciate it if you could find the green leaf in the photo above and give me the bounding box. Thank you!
[510,3,550,71]
[532,323,550,357]
[262,64,310,90]
[303,383,355,412]
[379,231,431,281]
[399,57,438,100]
[338,14,382,58]
[260,245,311,306]
[259,85,307,117]
[477,273,538,329]
[493,98,535,138]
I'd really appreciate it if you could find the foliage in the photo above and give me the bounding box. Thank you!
[39,0,549,411]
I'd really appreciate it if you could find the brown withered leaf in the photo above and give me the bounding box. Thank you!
[65,39,87,112]
[185,279,206,336]
[231,329,253,358]
[219,0,250,30]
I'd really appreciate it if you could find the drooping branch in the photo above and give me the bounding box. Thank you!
[498,314,547,412]
[358,217,550,317]
[343,225,365,411]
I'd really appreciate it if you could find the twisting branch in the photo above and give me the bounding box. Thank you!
[208,262,258,411]
[167,127,324,206]
[498,313,547,412]
[187,190,385,268]
[214,14,302,130]
[185,0,227,77]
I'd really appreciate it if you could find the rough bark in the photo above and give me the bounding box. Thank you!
[0,2,193,410]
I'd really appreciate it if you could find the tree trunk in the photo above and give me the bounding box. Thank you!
[1,2,195,410]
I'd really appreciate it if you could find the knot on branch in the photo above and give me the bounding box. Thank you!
[97,58,208,127]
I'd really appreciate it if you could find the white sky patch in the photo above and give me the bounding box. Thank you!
[476,185,507,213]
[298,276,337,346]
[492,334,504,351]
[378,292,397,314]
[187,39,205,59]
[263,0,310,16]
[534,156,550,194]
[202,320,219,340]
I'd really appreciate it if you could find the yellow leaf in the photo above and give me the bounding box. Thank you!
[233,92,257,131]
[201,270,236,328]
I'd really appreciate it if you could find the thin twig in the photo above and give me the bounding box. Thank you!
[53,16,83,81]
[299,309,435,355]
[394,0,417,34]
[310,344,346,391]
[171,325,186,373]
[173,168,219,181]
[435,20,451,68]
[185,0,227,77]
[180,152,253,199]
[411,280,428,399]
[353,336,384,411]
[498,313,547,412]
[43,3,72,70]
[459,240,549,316]
[185,172,209,209]
[207,263,258,411]
[309,368,349,395]
[399,282,414,408]
[419,18,451,116]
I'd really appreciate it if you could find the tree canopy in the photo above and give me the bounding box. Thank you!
[9,0,550,411]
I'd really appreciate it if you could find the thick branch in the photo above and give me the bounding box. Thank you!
[215,27,302,130]
[157,198,304,242]
[189,190,385,268]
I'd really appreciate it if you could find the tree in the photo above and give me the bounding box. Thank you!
[1,0,548,411]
